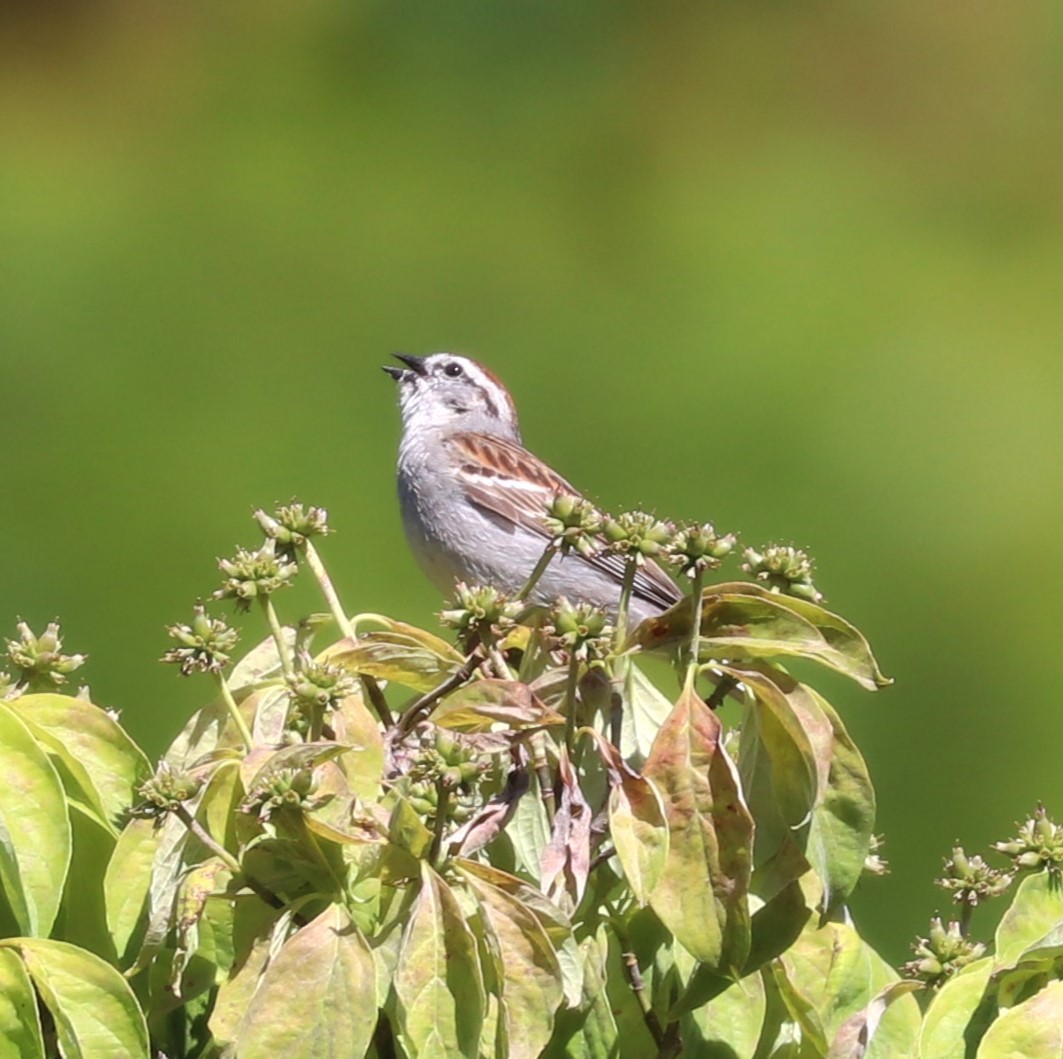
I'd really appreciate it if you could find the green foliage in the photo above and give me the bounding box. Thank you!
[1,508,1062,1057]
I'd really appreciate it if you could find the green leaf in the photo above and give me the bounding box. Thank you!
[826,980,922,1059]
[465,872,564,1059]
[806,692,876,911]
[432,679,564,732]
[235,904,377,1059]
[918,958,994,1059]
[333,690,386,802]
[327,619,463,692]
[455,859,580,1009]
[55,804,117,960]
[682,971,767,1058]
[10,937,149,1059]
[773,920,921,1059]
[619,663,674,765]
[0,948,43,1059]
[643,685,752,971]
[0,702,72,937]
[977,978,1063,1058]
[543,926,618,1059]
[995,872,1063,969]
[393,862,484,1059]
[629,582,891,690]
[249,685,292,745]
[6,694,152,834]
[104,817,160,966]
[582,729,668,906]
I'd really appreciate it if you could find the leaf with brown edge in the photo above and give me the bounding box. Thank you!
[447,764,530,857]
[463,870,564,1059]
[723,664,832,900]
[643,684,753,972]
[324,619,463,692]
[581,729,668,906]
[628,581,891,691]
[539,749,591,916]
[431,680,565,733]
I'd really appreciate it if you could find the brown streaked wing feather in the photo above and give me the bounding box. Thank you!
[448,432,577,539]
[447,431,683,610]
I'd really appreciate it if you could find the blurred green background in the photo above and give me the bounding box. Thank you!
[3,1,1062,965]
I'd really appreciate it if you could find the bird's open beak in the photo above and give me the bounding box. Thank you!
[381,352,428,380]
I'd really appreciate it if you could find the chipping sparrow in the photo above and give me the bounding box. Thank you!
[383,353,682,626]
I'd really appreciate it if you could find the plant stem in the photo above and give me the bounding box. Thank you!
[259,596,295,679]
[517,544,556,601]
[362,675,392,726]
[174,804,307,923]
[563,653,581,756]
[213,672,254,751]
[531,732,556,824]
[429,778,451,866]
[302,539,356,642]
[397,649,484,735]
[613,556,638,652]
[684,567,706,690]
[488,644,514,680]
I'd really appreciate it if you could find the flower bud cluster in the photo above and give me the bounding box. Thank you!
[403,726,488,824]
[162,605,239,676]
[255,502,330,561]
[214,540,298,611]
[602,512,673,565]
[5,621,86,691]
[903,918,985,987]
[135,762,203,819]
[287,654,357,714]
[992,805,1063,877]
[549,599,613,662]
[936,846,1011,906]
[666,522,737,579]
[241,766,325,822]
[543,496,602,558]
[742,544,823,603]
[440,583,523,641]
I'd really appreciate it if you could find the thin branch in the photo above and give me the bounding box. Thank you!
[396,649,484,735]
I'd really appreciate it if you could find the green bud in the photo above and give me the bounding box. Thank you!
[214,539,298,610]
[741,544,824,603]
[241,766,323,822]
[439,583,523,640]
[602,511,674,564]
[666,523,737,578]
[134,762,203,819]
[543,495,603,559]
[162,604,239,676]
[935,845,1011,905]
[902,917,986,987]
[255,502,330,561]
[286,653,357,713]
[5,620,87,693]
[549,598,613,661]
[992,804,1063,878]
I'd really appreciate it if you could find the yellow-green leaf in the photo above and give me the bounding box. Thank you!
[432,680,564,732]
[0,703,72,937]
[236,904,376,1059]
[11,938,149,1059]
[629,582,891,690]
[643,686,752,971]
[394,862,484,1059]
[0,948,43,1059]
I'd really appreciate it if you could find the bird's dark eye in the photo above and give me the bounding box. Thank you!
[443,362,464,378]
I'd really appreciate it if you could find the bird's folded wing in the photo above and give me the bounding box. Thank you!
[447,432,682,611]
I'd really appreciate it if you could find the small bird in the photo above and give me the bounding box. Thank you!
[383,352,682,626]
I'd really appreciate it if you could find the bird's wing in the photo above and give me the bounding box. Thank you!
[446,432,682,611]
